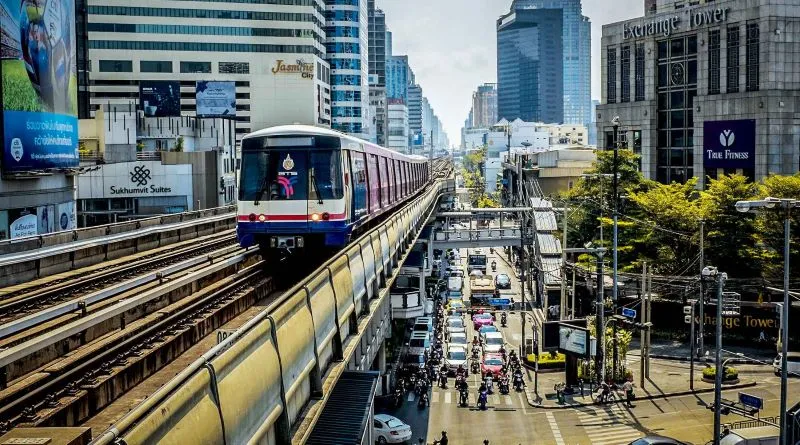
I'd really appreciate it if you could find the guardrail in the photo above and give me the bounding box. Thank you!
[92,177,445,445]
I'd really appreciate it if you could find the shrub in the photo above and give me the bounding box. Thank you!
[702,366,739,381]
[527,352,566,369]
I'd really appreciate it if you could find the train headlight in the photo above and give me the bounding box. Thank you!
[310,213,321,222]
[248,213,256,222]
[257,214,267,222]
[322,212,330,221]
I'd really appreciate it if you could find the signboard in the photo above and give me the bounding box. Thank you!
[57,201,75,231]
[140,81,181,117]
[703,119,756,169]
[622,6,730,40]
[270,59,314,79]
[622,307,637,319]
[76,161,193,200]
[738,392,763,410]
[488,298,511,306]
[9,212,37,238]
[196,81,236,118]
[1,0,79,173]
[559,325,589,356]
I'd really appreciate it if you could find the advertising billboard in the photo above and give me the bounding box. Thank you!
[139,81,181,117]
[8,208,37,238]
[1,0,79,173]
[196,81,236,118]
[559,325,589,356]
[703,119,756,169]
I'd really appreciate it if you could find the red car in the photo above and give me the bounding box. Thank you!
[472,312,494,331]
[481,353,505,379]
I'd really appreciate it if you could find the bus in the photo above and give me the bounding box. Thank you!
[467,249,487,273]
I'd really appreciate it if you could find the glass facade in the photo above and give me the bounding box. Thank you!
[607,48,616,103]
[620,45,631,103]
[386,56,409,100]
[708,29,721,95]
[634,43,645,101]
[87,23,322,43]
[90,40,321,55]
[745,23,759,92]
[326,0,369,139]
[497,8,563,123]
[726,26,740,93]
[511,0,591,126]
[656,35,697,184]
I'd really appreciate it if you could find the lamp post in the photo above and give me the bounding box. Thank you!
[611,116,621,307]
[735,197,799,445]
[702,265,727,445]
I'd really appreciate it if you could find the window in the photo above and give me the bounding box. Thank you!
[726,26,740,93]
[708,29,721,94]
[99,60,132,72]
[331,74,361,86]
[746,23,759,92]
[634,44,645,101]
[324,42,360,54]
[180,61,211,73]
[330,58,361,70]
[140,60,172,73]
[90,40,321,56]
[309,150,343,201]
[219,62,249,74]
[607,48,617,103]
[620,46,631,103]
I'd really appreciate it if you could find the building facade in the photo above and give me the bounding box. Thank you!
[368,0,387,145]
[407,84,423,148]
[598,0,800,186]
[472,83,499,128]
[87,0,331,140]
[512,0,592,127]
[497,8,564,123]
[387,99,410,153]
[326,0,370,139]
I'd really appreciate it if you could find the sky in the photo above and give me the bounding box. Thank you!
[377,0,645,146]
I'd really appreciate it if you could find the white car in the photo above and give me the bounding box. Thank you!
[449,332,468,348]
[482,331,505,354]
[373,414,412,444]
[446,316,466,337]
[445,344,469,374]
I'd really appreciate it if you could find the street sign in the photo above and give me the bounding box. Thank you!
[622,307,637,318]
[488,298,511,306]
[738,392,763,410]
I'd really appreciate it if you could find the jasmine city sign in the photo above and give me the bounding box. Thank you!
[622,7,730,40]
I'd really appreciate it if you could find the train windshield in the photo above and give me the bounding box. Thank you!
[240,139,342,202]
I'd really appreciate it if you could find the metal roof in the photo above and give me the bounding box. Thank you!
[533,211,558,231]
[306,371,379,445]
[537,234,562,256]
[540,257,562,286]
[529,197,553,210]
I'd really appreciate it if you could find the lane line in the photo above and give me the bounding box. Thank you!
[545,412,566,445]
[444,391,452,404]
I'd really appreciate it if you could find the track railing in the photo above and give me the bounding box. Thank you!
[92,169,449,445]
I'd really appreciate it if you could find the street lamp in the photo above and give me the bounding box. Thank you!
[702,265,728,445]
[611,116,621,309]
[734,197,799,445]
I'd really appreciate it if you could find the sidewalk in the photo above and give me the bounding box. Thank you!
[522,353,760,409]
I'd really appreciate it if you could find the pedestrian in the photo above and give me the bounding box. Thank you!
[623,378,635,408]
[578,378,584,397]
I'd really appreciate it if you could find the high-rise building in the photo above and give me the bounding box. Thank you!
[506,0,591,127]
[387,98,409,153]
[407,84,424,148]
[76,0,90,119]
[497,7,564,123]
[368,0,387,145]
[87,0,331,139]
[386,56,410,102]
[326,0,370,139]
[472,83,498,128]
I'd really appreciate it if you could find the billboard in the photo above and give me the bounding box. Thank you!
[703,119,756,169]
[195,81,235,118]
[1,0,79,173]
[139,81,181,117]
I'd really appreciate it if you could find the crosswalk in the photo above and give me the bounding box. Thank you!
[404,387,517,406]
[575,405,644,445]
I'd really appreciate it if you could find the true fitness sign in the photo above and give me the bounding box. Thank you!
[703,119,756,169]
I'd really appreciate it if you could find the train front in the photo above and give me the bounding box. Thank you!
[237,129,349,259]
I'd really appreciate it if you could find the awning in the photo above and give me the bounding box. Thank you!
[306,371,379,444]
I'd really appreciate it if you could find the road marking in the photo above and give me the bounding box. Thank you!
[505,395,513,405]
[545,412,566,445]
[407,393,415,402]
[431,391,439,403]
[575,405,643,444]
[444,391,452,404]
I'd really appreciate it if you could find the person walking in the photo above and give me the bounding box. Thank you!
[622,378,635,408]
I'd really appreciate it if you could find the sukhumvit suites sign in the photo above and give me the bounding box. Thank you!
[623,6,730,39]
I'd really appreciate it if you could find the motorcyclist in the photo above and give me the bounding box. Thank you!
[472,335,480,347]
[491,260,497,271]
[456,364,467,379]
[501,311,507,326]
[418,391,429,409]
[499,345,507,361]
[439,364,449,388]
[436,431,449,445]
[484,373,494,394]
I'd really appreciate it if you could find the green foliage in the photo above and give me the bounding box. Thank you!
[756,174,800,281]
[528,352,566,369]
[136,141,144,152]
[702,365,739,380]
[173,136,185,152]
[476,193,500,208]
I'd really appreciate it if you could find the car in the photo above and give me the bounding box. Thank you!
[773,352,800,376]
[478,325,500,342]
[449,332,468,348]
[408,331,430,356]
[447,299,466,314]
[411,316,434,335]
[373,414,412,444]
[469,269,484,277]
[472,312,494,330]
[627,436,689,445]
[495,273,511,290]
[481,353,505,379]
[445,344,468,374]
[447,268,464,278]
[446,316,466,337]
[482,331,505,353]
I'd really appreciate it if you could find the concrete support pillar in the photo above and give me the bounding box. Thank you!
[377,342,387,374]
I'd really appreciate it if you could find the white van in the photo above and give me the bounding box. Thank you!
[447,276,463,293]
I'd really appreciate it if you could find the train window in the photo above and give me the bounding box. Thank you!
[368,154,380,210]
[309,150,343,200]
[393,160,400,200]
[239,149,308,201]
[383,157,393,204]
[239,149,268,201]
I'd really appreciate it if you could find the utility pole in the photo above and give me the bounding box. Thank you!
[611,117,620,307]
[780,208,790,445]
[708,267,727,445]
[571,267,576,319]
[699,219,705,359]
[689,300,696,391]
[596,251,606,384]
[561,202,568,320]
[640,262,647,389]
[646,269,652,378]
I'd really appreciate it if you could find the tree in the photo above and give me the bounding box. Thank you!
[699,174,762,277]
[755,174,800,282]
[173,136,185,152]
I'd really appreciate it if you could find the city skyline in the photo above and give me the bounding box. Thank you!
[378,0,644,145]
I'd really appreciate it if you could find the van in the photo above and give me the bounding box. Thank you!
[773,351,800,376]
[447,276,463,293]
[412,316,434,334]
[408,332,431,356]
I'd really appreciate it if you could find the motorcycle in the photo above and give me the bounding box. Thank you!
[500,312,507,327]
[409,374,417,389]
[478,390,488,410]
[418,392,429,409]
[513,373,525,392]
[499,377,510,395]
[471,360,480,375]
[439,370,448,389]
[393,387,404,407]
[415,378,428,396]
[459,387,469,407]
[491,261,497,272]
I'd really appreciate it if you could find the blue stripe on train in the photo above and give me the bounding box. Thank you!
[237,220,354,248]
